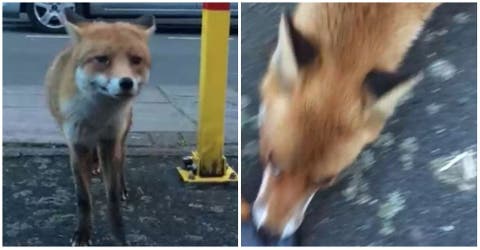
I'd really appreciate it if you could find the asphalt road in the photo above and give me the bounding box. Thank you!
[241,3,476,246]
[3,19,238,92]
[3,155,238,246]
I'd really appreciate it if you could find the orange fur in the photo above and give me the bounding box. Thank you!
[242,199,251,221]
[45,12,155,245]
[46,22,151,125]
[253,3,439,238]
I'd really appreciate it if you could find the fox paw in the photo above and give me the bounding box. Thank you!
[91,164,101,176]
[71,230,92,246]
[121,188,128,201]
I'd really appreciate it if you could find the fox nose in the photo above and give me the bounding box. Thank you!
[119,77,133,90]
[257,226,280,245]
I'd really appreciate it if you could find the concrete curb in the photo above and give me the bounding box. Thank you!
[3,130,238,157]
[3,144,238,158]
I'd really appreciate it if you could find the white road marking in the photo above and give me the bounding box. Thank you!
[25,34,234,40]
[167,36,234,40]
[4,24,31,28]
[167,36,200,40]
[25,34,69,39]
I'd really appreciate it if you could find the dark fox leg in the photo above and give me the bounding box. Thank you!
[119,143,128,201]
[98,139,127,245]
[119,108,132,201]
[69,144,94,246]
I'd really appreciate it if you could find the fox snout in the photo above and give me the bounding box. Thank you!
[252,193,313,242]
[109,76,143,97]
[119,77,134,91]
[75,67,147,99]
[252,164,317,241]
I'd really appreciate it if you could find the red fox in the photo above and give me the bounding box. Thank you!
[251,3,439,242]
[45,9,155,245]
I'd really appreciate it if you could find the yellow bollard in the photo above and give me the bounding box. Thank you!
[177,3,237,183]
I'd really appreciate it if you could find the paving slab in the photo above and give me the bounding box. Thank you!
[3,107,61,144]
[158,84,238,144]
[131,103,196,132]
[3,84,197,145]
[149,131,196,147]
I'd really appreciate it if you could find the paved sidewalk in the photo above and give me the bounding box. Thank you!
[3,83,238,150]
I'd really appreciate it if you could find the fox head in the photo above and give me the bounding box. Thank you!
[63,9,155,99]
[253,13,423,241]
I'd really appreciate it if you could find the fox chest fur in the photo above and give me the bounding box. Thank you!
[60,89,132,147]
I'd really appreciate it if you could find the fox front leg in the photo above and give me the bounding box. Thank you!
[69,144,94,246]
[98,139,128,245]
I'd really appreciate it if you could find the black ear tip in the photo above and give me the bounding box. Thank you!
[364,69,421,98]
[134,15,155,29]
[147,15,156,26]
[62,7,86,24]
[281,9,293,24]
[279,8,317,67]
[143,14,155,22]
[63,8,73,20]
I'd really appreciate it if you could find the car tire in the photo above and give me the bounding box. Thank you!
[26,3,85,33]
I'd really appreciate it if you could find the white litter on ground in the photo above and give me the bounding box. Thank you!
[430,150,477,191]
[440,225,455,232]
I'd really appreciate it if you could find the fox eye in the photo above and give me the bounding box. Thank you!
[94,55,110,65]
[270,164,281,177]
[130,55,143,65]
[267,152,281,177]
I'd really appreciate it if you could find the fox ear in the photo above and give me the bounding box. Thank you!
[132,15,156,36]
[63,8,87,42]
[365,70,423,118]
[363,70,423,142]
[271,12,317,91]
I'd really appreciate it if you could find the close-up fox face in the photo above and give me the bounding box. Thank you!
[65,11,155,99]
[254,50,381,241]
[252,6,429,241]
